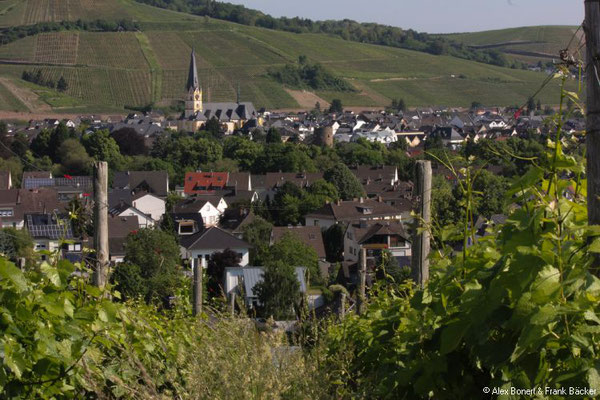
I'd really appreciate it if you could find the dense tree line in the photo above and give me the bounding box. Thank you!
[268,57,356,92]
[0,19,140,46]
[134,0,519,68]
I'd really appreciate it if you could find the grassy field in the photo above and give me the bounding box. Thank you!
[443,26,581,62]
[0,1,582,112]
[0,81,29,111]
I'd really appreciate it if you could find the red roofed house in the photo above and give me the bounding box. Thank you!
[184,171,229,196]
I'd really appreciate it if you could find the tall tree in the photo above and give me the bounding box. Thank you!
[324,163,364,200]
[266,127,281,143]
[206,249,241,298]
[254,260,301,320]
[81,130,123,168]
[110,127,148,155]
[122,229,182,305]
[329,99,343,113]
[241,216,273,265]
[58,139,92,175]
[267,232,321,285]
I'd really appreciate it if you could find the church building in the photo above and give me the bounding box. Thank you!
[178,49,259,133]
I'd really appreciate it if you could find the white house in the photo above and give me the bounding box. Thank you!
[130,193,165,222]
[183,226,250,268]
[173,196,227,228]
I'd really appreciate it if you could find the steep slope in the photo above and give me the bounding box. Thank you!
[443,26,581,62]
[0,2,578,112]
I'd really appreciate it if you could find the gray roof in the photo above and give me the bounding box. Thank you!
[184,226,249,251]
[113,171,169,197]
[185,102,258,123]
[187,48,199,91]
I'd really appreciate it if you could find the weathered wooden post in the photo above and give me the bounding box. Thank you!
[586,0,600,270]
[93,161,109,288]
[411,160,432,286]
[357,247,367,315]
[193,258,203,316]
[230,292,236,317]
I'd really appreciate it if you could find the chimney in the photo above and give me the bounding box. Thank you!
[377,196,383,202]
[359,197,364,203]
[336,199,342,206]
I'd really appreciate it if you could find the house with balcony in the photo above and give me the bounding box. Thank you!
[343,220,411,266]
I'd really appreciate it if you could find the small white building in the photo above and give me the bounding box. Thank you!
[173,196,227,228]
[183,227,250,268]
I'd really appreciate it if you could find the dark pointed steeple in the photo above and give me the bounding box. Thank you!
[187,48,199,91]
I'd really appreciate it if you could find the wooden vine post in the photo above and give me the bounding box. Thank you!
[586,0,600,270]
[93,161,109,288]
[411,160,432,286]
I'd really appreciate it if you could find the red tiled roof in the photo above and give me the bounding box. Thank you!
[184,172,229,195]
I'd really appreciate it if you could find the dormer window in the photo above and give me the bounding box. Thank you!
[178,220,196,235]
[358,207,373,215]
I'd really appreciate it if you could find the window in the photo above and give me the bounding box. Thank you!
[67,243,81,252]
[313,220,319,226]
[0,208,13,217]
[179,221,195,234]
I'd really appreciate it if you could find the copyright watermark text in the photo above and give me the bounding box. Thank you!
[482,386,597,397]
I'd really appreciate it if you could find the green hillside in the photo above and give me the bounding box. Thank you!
[0,1,578,112]
[443,26,581,62]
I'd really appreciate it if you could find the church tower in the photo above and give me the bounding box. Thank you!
[184,48,202,118]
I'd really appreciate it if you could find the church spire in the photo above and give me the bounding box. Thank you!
[187,47,199,91]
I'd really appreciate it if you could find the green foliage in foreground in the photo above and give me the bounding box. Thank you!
[0,258,327,399]
[324,79,600,398]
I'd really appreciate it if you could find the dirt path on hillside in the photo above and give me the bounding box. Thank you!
[284,89,330,109]
[0,110,125,122]
[0,77,51,113]
[350,80,390,105]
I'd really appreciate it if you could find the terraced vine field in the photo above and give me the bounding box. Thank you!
[0,36,36,61]
[34,32,79,65]
[0,0,579,112]
[77,33,149,70]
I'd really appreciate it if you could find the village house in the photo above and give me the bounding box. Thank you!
[107,215,139,264]
[25,213,83,262]
[181,226,250,269]
[108,189,165,223]
[113,171,169,198]
[173,195,227,228]
[305,198,405,229]
[271,226,327,261]
[0,188,62,229]
[343,220,411,265]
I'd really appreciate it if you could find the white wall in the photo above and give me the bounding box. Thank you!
[189,247,249,268]
[200,202,224,227]
[132,194,165,222]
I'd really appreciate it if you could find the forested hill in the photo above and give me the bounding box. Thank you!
[132,0,517,68]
